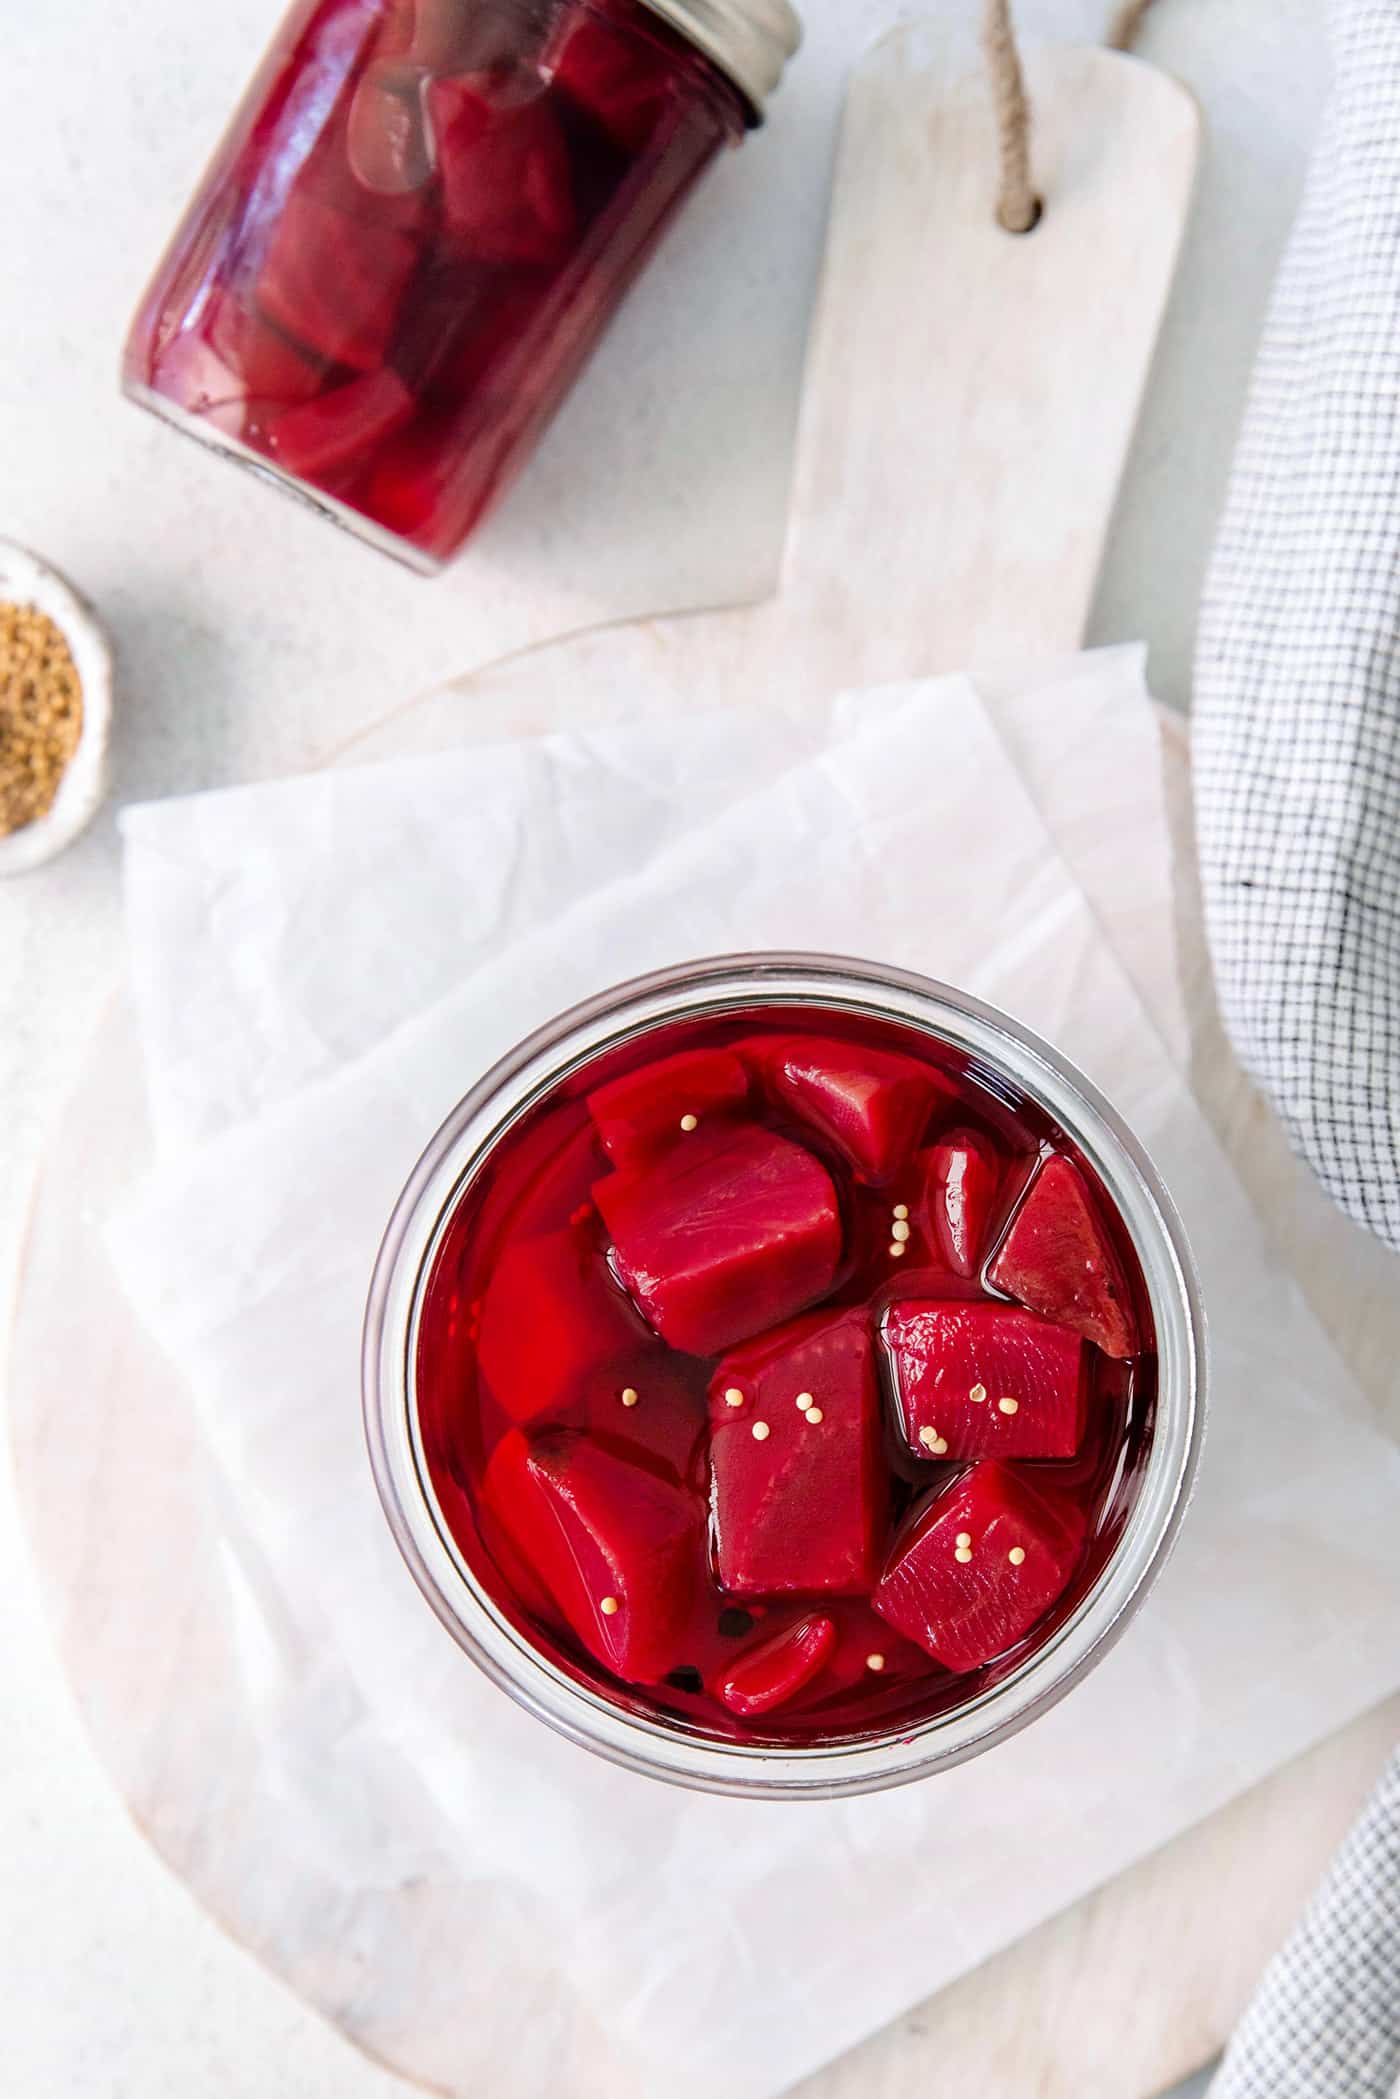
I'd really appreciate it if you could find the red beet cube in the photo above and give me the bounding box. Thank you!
[389,253,550,393]
[355,416,449,543]
[708,1307,885,1594]
[523,1430,699,1682]
[200,290,327,404]
[426,74,576,267]
[990,1154,1139,1359]
[138,336,244,438]
[884,1300,1087,1460]
[264,367,416,481]
[346,59,436,197]
[594,1125,842,1355]
[555,1349,708,1484]
[141,294,326,437]
[410,0,525,71]
[371,0,417,59]
[476,1226,650,1423]
[586,1047,749,1169]
[545,3,675,152]
[476,1427,562,1627]
[478,1370,705,1629]
[760,1034,942,1180]
[925,1126,1002,1279]
[495,1117,608,1242]
[254,187,419,371]
[874,1462,1084,1672]
[717,1614,836,1718]
[607,1367,709,1483]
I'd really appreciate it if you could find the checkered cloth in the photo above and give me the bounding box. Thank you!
[1212,1750,1400,2099]
[1198,7,1400,2082]
[1193,0,1400,1251]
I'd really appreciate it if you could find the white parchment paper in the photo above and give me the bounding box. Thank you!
[108,656,1400,2099]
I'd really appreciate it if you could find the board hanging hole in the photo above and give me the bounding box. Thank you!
[981,0,1040,236]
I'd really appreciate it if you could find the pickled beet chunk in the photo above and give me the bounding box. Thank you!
[254,188,419,372]
[926,1126,1002,1279]
[586,1047,749,1169]
[990,1154,1139,1359]
[523,1430,699,1682]
[874,1462,1085,1673]
[374,0,555,71]
[717,1615,836,1718]
[479,1401,702,1630]
[476,1225,650,1423]
[409,0,525,71]
[547,1349,708,1483]
[759,1034,944,1181]
[370,0,416,60]
[426,74,576,267]
[545,1,676,153]
[347,61,436,197]
[708,1306,885,1595]
[263,368,416,482]
[144,287,329,419]
[884,1300,1087,1461]
[477,1428,563,1627]
[594,1124,842,1356]
[388,253,546,393]
[490,1116,608,1243]
[353,407,467,554]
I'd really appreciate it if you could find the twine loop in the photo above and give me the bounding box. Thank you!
[983,0,1156,235]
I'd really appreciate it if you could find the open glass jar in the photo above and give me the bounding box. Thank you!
[364,955,1205,1797]
[122,0,799,571]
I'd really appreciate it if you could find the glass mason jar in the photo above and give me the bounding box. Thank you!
[122,0,799,572]
[363,954,1206,1799]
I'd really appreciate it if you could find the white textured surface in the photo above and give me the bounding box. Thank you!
[0,0,1327,2093]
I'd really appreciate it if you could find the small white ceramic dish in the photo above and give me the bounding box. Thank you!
[0,539,113,876]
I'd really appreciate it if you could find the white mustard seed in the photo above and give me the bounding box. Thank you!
[679,1113,699,1132]
[804,1406,824,1425]
[865,1652,886,1672]
[752,1421,771,1442]
[1008,1547,1027,1566]
[955,1546,974,1565]
[620,1386,639,1408]
[969,1382,987,1403]
[600,1596,621,1616]
[892,1204,909,1221]
[724,1387,745,1407]
[998,1396,1020,1415]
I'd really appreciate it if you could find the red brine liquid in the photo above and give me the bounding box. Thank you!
[416,1005,1157,1746]
[122,0,749,568]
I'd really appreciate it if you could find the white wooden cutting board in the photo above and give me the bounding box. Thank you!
[22,27,1395,2099]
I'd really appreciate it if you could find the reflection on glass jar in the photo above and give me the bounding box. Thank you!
[122,0,800,570]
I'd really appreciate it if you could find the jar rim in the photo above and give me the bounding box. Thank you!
[362,953,1206,1798]
[631,0,802,119]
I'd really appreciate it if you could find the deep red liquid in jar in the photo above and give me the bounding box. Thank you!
[122,0,747,568]
[415,1005,1157,1747]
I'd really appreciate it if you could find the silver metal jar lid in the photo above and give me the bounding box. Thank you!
[635,0,801,119]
